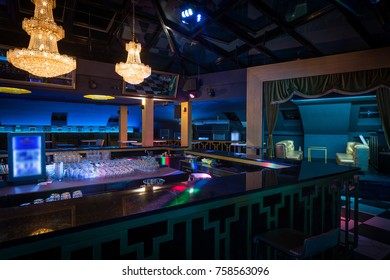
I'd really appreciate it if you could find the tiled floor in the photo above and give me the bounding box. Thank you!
[341,195,390,259]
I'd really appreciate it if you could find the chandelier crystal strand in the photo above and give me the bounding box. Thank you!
[115,1,151,85]
[6,0,76,78]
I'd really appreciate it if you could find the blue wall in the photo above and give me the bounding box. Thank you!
[0,98,142,127]
[299,103,351,160]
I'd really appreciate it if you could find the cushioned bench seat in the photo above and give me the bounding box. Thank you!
[275,140,303,161]
[287,150,304,160]
[336,141,369,171]
[335,153,354,166]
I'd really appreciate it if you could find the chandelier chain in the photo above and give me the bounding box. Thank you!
[132,1,135,42]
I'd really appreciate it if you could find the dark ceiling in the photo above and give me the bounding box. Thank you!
[1,0,389,77]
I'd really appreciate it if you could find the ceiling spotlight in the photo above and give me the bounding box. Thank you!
[181,7,203,25]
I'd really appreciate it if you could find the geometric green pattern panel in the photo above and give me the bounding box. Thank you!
[0,173,358,260]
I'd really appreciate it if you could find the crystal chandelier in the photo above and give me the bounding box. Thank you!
[7,0,76,78]
[115,1,151,85]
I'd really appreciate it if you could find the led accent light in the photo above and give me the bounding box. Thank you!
[6,0,76,78]
[115,1,151,85]
[0,87,31,94]
[180,7,203,25]
[84,94,115,100]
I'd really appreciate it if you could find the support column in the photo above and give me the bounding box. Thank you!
[180,101,192,147]
[118,105,128,148]
[142,98,154,147]
[246,70,263,155]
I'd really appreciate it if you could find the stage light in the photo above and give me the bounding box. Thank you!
[180,7,203,25]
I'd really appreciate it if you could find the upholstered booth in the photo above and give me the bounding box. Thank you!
[275,140,303,160]
[336,141,369,171]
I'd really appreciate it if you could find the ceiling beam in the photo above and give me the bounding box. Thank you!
[73,0,121,13]
[190,0,246,38]
[216,15,280,62]
[151,0,177,54]
[188,0,279,63]
[146,0,246,69]
[148,0,236,72]
[230,4,336,62]
[326,0,376,47]
[249,0,323,57]
[166,20,245,69]
[62,0,76,35]
[149,0,211,74]
[143,26,164,53]
[150,0,190,74]
[189,0,280,62]
[106,0,133,47]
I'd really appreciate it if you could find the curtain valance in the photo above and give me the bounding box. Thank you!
[265,68,390,104]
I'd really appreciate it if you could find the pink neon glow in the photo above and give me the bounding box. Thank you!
[172,185,187,192]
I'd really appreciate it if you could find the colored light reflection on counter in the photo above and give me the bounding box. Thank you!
[30,228,54,236]
[160,156,170,166]
[172,185,187,192]
[167,184,200,207]
[134,185,164,193]
[254,160,291,169]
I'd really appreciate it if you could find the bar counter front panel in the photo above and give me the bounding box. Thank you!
[0,153,359,259]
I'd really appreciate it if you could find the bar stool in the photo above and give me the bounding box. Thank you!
[253,228,340,259]
[188,173,212,181]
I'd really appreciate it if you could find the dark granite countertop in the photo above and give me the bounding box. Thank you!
[184,149,294,169]
[0,158,359,246]
[0,166,186,199]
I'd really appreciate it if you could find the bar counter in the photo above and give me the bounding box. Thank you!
[0,154,360,259]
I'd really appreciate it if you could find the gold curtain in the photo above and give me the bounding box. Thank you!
[265,68,390,104]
